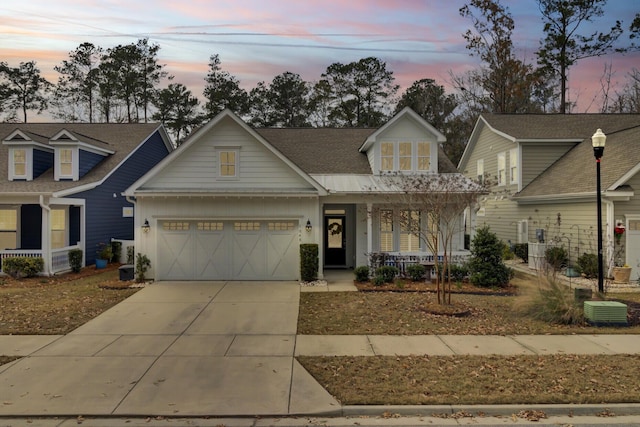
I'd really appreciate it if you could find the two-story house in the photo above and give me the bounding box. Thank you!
[459,113,640,273]
[124,107,478,281]
[0,123,173,275]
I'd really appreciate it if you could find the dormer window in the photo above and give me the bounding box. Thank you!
[381,142,394,171]
[13,149,27,178]
[59,148,73,178]
[379,141,434,173]
[399,142,412,171]
[417,142,430,171]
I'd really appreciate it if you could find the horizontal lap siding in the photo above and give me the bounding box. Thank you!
[521,142,577,188]
[145,116,313,191]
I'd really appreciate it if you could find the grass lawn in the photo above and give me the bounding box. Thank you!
[297,270,640,405]
[0,263,139,335]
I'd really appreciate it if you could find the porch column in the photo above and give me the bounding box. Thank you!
[40,201,51,275]
[366,203,373,256]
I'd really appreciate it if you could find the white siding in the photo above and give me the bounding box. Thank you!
[142,116,314,191]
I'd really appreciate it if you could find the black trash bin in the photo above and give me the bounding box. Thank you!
[119,264,134,281]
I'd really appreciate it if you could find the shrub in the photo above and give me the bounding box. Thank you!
[111,241,122,263]
[444,263,469,282]
[353,266,370,282]
[372,275,386,286]
[406,264,426,281]
[300,244,319,282]
[518,279,584,325]
[68,249,83,273]
[502,242,515,260]
[576,253,598,278]
[135,253,151,283]
[375,265,399,283]
[545,246,568,270]
[467,226,513,288]
[513,243,528,262]
[97,242,112,261]
[126,246,135,264]
[2,257,44,279]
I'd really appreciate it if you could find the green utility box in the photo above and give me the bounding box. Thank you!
[584,301,627,326]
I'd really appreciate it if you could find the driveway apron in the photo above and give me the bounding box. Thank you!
[0,281,339,417]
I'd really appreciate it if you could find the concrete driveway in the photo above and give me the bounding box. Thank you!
[0,281,340,417]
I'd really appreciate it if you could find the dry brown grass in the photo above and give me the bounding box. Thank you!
[0,264,139,335]
[298,354,640,405]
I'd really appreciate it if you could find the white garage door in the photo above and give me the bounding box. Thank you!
[157,220,299,280]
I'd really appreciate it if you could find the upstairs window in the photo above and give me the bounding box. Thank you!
[219,150,237,178]
[13,149,26,177]
[477,159,484,184]
[380,142,394,171]
[59,148,73,178]
[399,142,412,171]
[509,148,518,185]
[497,152,506,186]
[417,142,430,171]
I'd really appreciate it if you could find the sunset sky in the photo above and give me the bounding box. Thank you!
[1,0,639,117]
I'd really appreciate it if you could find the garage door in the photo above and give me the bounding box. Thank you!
[157,220,299,280]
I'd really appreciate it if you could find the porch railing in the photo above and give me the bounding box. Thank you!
[0,245,81,276]
[367,251,471,276]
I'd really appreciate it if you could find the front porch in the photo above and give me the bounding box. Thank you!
[368,251,471,277]
[0,245,81,276]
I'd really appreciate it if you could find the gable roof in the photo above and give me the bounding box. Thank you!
[515,122,640,200]
[459,113,640,171]
[0,123,168,195]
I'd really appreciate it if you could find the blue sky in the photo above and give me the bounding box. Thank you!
[1,0,638,116]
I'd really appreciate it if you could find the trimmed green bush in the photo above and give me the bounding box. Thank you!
[300,244,319,282]
[372,275,386,286]
[375,265,399,283]
[406,264,426,281]
[135,253,151,283]
[444,264,469,282]
[467,226,513,288]
[576,253,598,278]
[111,241,122,263]
[513,243,528,262]
[68,249,83,273]
[353,265,370,282]
[2,257,44,279]
[545,246,568,270]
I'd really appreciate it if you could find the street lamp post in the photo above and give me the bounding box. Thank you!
[592,128,606,293]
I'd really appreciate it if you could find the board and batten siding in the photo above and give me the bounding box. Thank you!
[143,116,313,191]
[520,142,577,188]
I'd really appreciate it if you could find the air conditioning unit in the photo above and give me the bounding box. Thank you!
[584,301,628,326]
[516,220,528,244]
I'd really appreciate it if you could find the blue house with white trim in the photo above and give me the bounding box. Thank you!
[0,123,173,275]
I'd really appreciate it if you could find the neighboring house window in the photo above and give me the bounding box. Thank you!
[51,209,66,249]
[379,209,393,251]
[497,152,506,186]
[399,142,412,171]
[477,159,484,184]
[59,148,73,178]
[381,142,394,171]
[0,209,17,250]
[219,150,237,177]
[13,149,27,178]
[417,142,430,171]
[509,148,518,185]
[400,210,420,251]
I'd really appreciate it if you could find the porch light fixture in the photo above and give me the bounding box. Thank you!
[142,219,150,233]
[592,128,606,293]
[305,219,312,233]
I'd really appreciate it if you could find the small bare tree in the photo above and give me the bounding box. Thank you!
[377,173,487,304]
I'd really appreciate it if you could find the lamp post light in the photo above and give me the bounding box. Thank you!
[592,128,606,293]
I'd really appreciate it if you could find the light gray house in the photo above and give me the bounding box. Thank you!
[124,107,477,281]
[458,113,640,276]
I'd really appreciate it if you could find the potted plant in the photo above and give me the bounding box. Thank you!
[612,222,631,283]
[96,242,112,269]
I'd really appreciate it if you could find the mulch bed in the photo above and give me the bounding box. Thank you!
[354,279,518,296]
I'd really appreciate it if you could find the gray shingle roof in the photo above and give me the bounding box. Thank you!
[481,114,640,198]
[0,123,161,195]
[255,127,458,174]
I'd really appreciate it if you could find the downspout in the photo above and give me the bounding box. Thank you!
[39,195,52,276]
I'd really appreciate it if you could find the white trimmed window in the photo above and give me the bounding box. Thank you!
[219,150,238,177]
[13,149,26,177]
[417,142,430,171]
[379,209,393,252]
[497,152,506,186]
[399,142,412,171]
[59,148,73,178]
[477,159,484,183]
[51,209,66,249]
[509,148,518,185]
[380,142,394,171]
[400,210,421,251]
[0,209,17,249]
